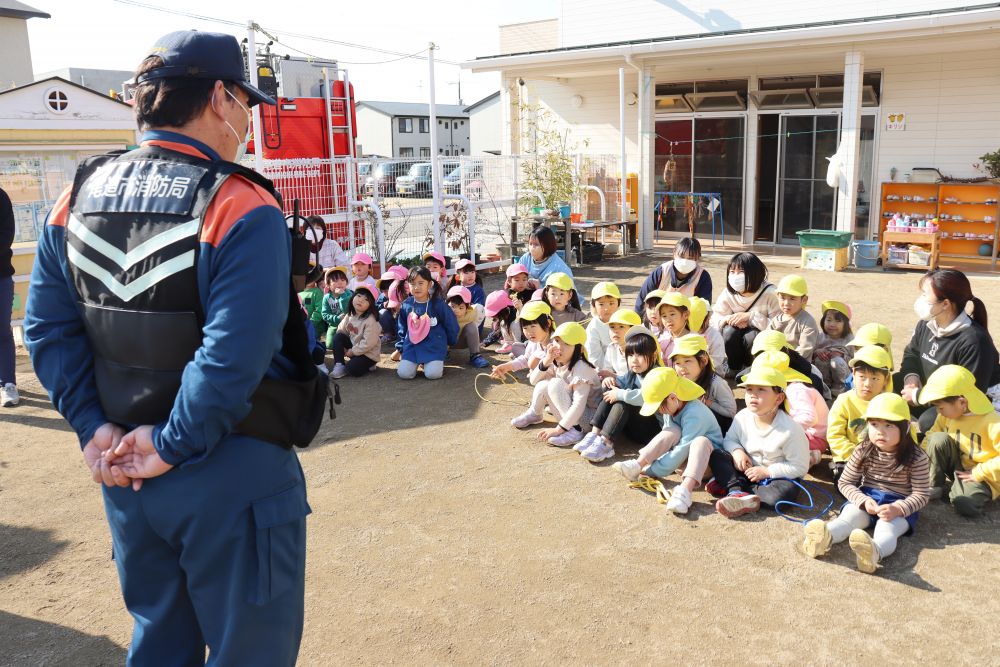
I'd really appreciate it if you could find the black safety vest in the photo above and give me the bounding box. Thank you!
[66,145,330,448]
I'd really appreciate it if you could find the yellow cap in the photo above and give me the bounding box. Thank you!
[847,323,892,348]
[626,324,665,366]
[544,272,574,292]
[776,274,808,297]
[918,364,994,415]
[609,309,642,328]
[553,321,587,349]
[658,292,690,311]
[668,333,708,359]
[849,345,893,372]
[325,265,349,277]
[752,351,812,385]
[821,300,852,320]
[519,300,552,322]
[738,366,788,390]
[751,329,789,355]
[864,393,911,422]
[686,297,710,332]
[591,281,621,301]
[644,289,667,305]
[639,367,705,416]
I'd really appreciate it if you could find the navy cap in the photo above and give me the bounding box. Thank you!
[136,30,275,106]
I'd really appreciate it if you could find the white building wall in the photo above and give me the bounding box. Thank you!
[469,97,502,154]
[0,81,135,130]
[0,17,34,88]
[355,107,393,157]
[499,18,559,54]
[559,1,981,48]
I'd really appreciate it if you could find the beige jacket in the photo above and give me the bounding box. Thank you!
[337,314,382,362]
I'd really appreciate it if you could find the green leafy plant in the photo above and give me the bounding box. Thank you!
[978,150,1000,179]
[517,103,589,212]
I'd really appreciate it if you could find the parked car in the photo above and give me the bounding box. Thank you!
[443,162,484,198]
[365,161,410,196]
[395,162,432,197]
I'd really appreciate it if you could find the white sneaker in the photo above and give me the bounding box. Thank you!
[849,529,881,574]
[665,485,692,514]
[808,449,823,467]
[548,427,585,448]
[611,459,642,482]
[580,437,615,462]
[511,410,544,429]
[574,431,600,453]
[1,383,18,407]
[331,363,347,379]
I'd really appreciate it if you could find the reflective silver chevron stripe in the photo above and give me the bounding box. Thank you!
[67,214,200,270]
[67,245,196,302]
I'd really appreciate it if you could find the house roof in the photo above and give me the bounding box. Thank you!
[357,100,469,118]
[0,0,50,19]
[464,91,499,113]
[0,76,131,107]
[469,2,1000,67]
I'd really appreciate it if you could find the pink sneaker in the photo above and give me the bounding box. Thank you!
[716,492,761,519]
[495,343,513,354]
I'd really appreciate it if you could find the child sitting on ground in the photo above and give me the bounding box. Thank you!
[330,284,382,378]
[322,266,353,349]
[542,272,588,326]
[754,351,828,468]
[641,289,666,336]
[348,252,378,293]
[586,282,621,369]
[423,251,450,292]
[395,266,459,380]
[669,333,737,434]
[505,262,535,307]
[603,309,642,377]
[813,300,854,396]
[446,286,489,369]
[803,393,929,574]
[747,329,829,399]
[576,325,663,463]
[920,365,1000,518]
[376,265,409,343]
[846,322,894,370]
[766,274,820,362]
[611,366,724,515]
[656,292,691,359]
[449,259,486,307]
[687,295,728,379]
[827,345,894,483]
[298,264,326,341]
[709,366,809,519]
[491,301,554,379]
[483,290,518,354]
[512,322,599,448]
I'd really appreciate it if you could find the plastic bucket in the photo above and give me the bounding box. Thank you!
[570,212,583,223]
[852,240,880,268]
[531,206,544,215]
[558,204,571,219]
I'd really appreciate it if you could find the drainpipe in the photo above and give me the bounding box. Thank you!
[625,54,643,248]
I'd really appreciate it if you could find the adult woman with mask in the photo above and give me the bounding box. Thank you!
[514,226,574,288]
[709,252,780,374]
[633,236,713,313]
[899,268,1000,431]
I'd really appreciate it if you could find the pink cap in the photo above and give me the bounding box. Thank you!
[485,290,515,317]
[378,265,408,285]
[530,288,544,301]
[455,258,476,271]
[422,251,446,267]
[351,252,373,266]
[505,263,529,278]
[387,281,403,308]
[447,285,472,304]
[354,283,379,301]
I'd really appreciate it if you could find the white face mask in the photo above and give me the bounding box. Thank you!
[429,271,441,282]
[728,272,747,293]
[914,296,943,322]
[673,257,697,274]
[220,88,251,163]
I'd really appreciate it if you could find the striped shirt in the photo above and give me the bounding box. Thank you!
[839,442,930,517]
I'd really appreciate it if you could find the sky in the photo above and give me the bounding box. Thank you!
[26,0,559,106]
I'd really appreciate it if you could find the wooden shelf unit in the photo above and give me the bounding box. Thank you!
[879,182,999,268]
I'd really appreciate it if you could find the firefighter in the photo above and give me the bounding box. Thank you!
[24,31,313,665]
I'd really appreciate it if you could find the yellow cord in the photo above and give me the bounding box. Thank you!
[628,476,671,504]
[475,372,530,407]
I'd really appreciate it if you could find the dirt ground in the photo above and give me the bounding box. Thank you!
[2,248,999,666]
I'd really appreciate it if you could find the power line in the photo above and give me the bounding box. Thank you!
[112,0,462,65]
[252,23,428,66]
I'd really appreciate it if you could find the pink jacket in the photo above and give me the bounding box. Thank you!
[786,382,829,442]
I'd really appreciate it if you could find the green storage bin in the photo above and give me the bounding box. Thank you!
[795,229,854,249]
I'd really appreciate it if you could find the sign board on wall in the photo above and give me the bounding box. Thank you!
[886,113,906,131]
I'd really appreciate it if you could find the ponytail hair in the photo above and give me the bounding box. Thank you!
[922,268,989,331]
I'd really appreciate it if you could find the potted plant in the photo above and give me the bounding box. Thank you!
[977,149,1000,179]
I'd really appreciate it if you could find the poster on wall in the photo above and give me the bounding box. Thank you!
[886,113,906,131]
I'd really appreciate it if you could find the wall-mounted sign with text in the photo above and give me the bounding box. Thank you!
[886,113,906,131]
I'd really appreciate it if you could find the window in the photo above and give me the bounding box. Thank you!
[399,147,414,157]
[444,121,450,129]
[398,118,412,133]
[45,87,69,114]
[419,147,430,157]
[419,118,429,133]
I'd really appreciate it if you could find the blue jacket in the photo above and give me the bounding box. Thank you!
[468,283,486,307]
[395,295,459,364]
[24,131,291,465]
[514,251,574,284]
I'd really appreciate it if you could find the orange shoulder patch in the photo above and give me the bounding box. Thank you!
[200,175,282,247]
[47,186,73,227]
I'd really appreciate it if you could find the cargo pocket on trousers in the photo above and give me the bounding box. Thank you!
[250,482,311,605]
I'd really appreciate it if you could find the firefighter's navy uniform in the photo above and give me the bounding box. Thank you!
[25,124,310,664]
